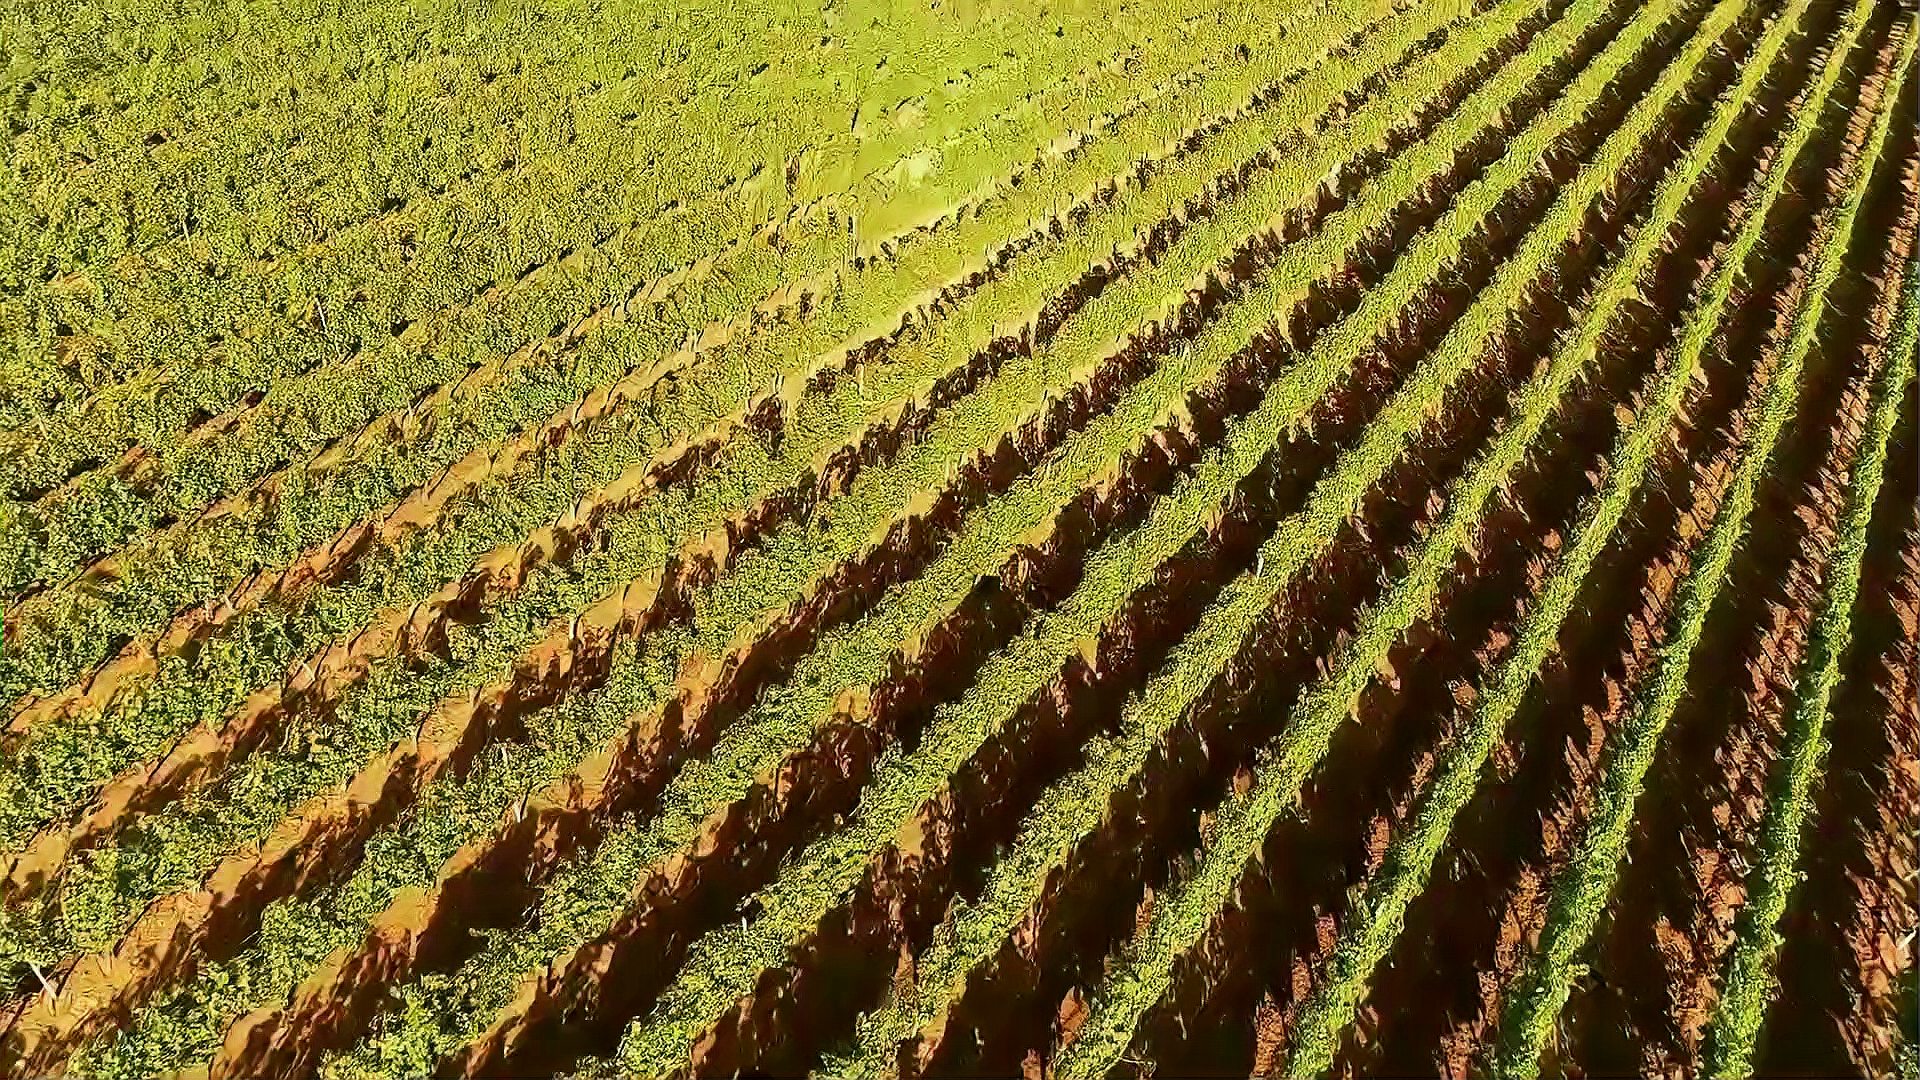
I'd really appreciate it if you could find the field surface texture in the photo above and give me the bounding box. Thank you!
[1,0,1916,1075]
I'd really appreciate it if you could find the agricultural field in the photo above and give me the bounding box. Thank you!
[1,0,1916,1074]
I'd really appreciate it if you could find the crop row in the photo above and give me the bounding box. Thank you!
[0,0,1412,875]
[0,0,1394,996]
[1490,14,1916,1075]
[302,2,1530,1072]
[0,0,1250,603]
[1277,0,1840,1069]
[5,0,1462,1071]
[804,0,1697,1068]
[1043,0,1749,1069]
[600,0,1611,1067]
[0,0,1369,733]
[1700,237,1920,1076]
[8,0,1914,1075]
[1,0,1207,427]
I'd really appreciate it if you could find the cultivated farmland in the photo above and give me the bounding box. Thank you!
[1,0,1916,1074]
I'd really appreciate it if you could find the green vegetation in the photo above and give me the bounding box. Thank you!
[1284,0,1861,1069]
[1701,245,1920,1078]
[1492,18,1918,1076]
[1053,0,1752,1069]
[0,0,1396,972]
[5,0,1913,1076]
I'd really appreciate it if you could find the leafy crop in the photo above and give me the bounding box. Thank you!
[5,0,1913,1076]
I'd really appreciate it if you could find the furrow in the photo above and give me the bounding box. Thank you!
[0,0,1311,661]
[0,30,1395,1057]
[7,0,1911,1073]
[1701,235,1920,1076]
[801,0,1733,1071]
[1488,17,1917,1075]
[0,0,1432,884]
[0,0,1428,849]
[1275,0,1861,1068]
[15,2,1473,1068]
[0,0,1202,441]
[1588,84,1919,1074]
[1756,318,1920,1078]
[1407,7,1898,1070]
[305,4,1573,1072]
[601,0,1629,1067]
[1038,0,1752,1071]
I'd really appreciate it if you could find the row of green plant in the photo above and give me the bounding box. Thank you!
[0,4,1408,959]
[0,18,1365,968]
[0,0,1325,708]
[311,5,1518,1071]
[72,185,1230,1073]
[1282,0,1857,1068]
[1491,18,1916,1076]
[2,0,675,267]
[0,0,1175,427]
[9,0,1085,287]
[3,0,562,316]
[51,189,1146,1073]
[0,0,1239,600]
[1048,0,1749,1069]
[0,0,1371,834]
[609,0,1585,1066]
[0,0,1217,509]
[1701,141,1920,1080]
[827,0,1701,1056]
[13,0,1428,1053]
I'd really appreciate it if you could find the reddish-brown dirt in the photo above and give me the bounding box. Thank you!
[7,2,1917,1077]
[1574,64,1920,1078]
[1343,2,1884,1071]
[1757,266,1920,1078]
[879,0,1736,1069]
[1189,0,1785,1070]
[197,21,1451,1067]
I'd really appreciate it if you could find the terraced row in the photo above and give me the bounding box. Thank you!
[0,0,1242,611]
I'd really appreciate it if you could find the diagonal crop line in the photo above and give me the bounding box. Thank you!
[313,5,1521,1073]
[0,0,1230,501]
[783,0,1743,1068]
[0,0,1417,898]
[0,0,1317,698]
[1044,0,1755,1071]
[4,0,1909,1075]
[1701,242,1920,1078]
[0,0,1322,725]
[604,0,1625,1063]
[0,12,1460,1027]
[1277,0,1858,1069]
[0,0,1390,785]
[18,14,1482,1068]
[0,0,1262,603]
[813,0,1727,1069]
[0,0,1398,977]
[1491,16,1919,1078]
[63,12,1428,1045]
